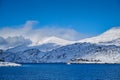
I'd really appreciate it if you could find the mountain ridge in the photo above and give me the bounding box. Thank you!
[79,26,120,45]
[1,27,120,63]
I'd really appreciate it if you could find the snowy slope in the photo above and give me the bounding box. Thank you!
[1,48,46,63]
[79,27,120,45]
[33,36,75,46]
[36,43,120,63]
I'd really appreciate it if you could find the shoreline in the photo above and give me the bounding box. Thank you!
[17,62,120,65]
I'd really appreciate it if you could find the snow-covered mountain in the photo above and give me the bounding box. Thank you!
[29,36,75,47]
[1,27,120,63]
[6,36,74,53]
[33,36,74,46]
[79,27,120,45]
[0,48,46,63]
[1,43,120,63]
[0,36,75,63]
[40,43,120,63]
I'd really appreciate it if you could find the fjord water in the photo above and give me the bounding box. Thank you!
[0,64,120,80]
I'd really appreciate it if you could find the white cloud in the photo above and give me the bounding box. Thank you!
[0,36,32,49]
[0,37,7,45]
[0,20,89,49]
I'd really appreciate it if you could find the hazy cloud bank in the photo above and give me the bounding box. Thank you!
[0,20,88,49]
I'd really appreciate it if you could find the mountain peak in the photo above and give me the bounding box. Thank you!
[36,36,74,46]
[79,26,120,45]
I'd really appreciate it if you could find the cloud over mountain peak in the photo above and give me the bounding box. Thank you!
[0,20,88,49]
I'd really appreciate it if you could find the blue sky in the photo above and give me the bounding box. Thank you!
[0,0,120,36]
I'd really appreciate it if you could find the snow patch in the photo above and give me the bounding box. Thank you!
[0,62,21,66]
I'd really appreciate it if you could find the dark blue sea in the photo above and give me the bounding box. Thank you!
[0,63,120,80]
